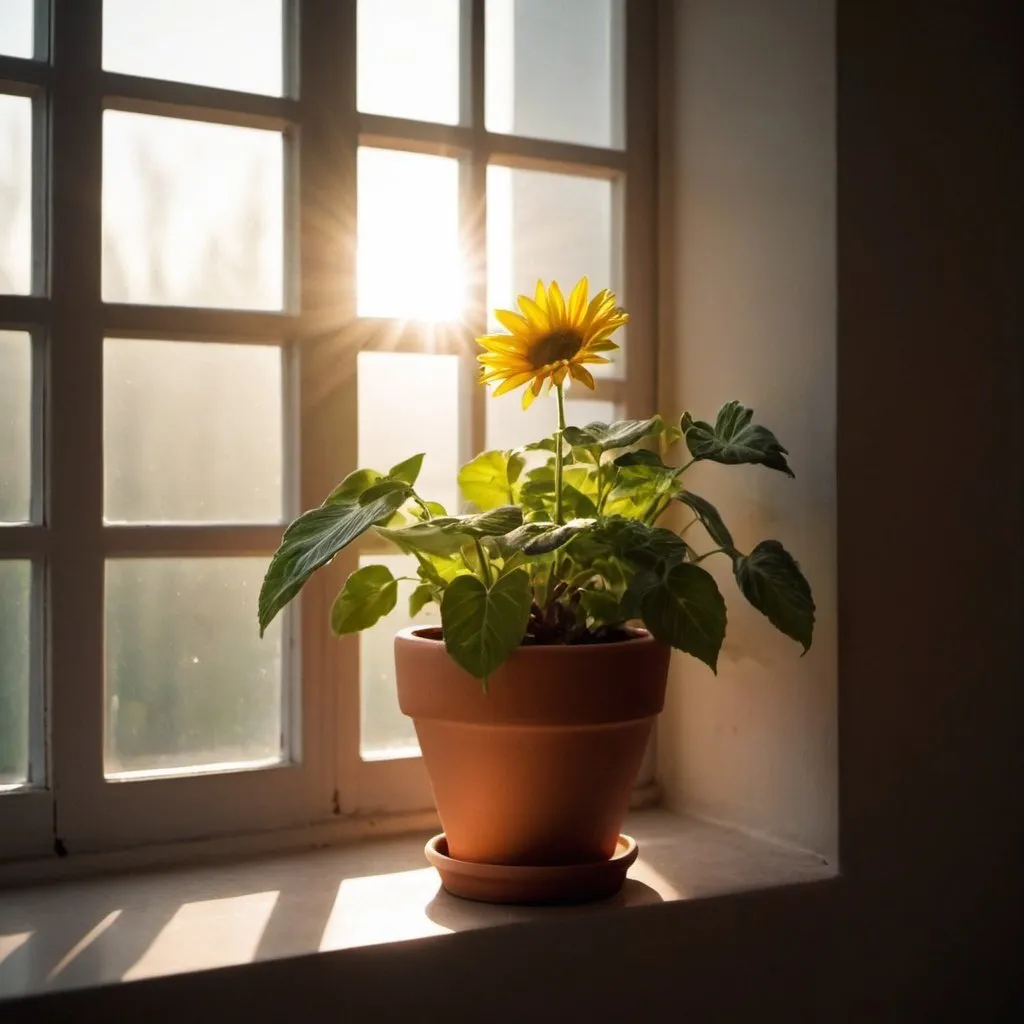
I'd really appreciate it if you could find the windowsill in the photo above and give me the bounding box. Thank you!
[0,808,836,1005]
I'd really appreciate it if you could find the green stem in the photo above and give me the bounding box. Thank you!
[474,538,493,586]
[554,383,567,525]
[693,547,729,564]
[680,516,699,534]
[674,458,696,478]
[412,495,434,520]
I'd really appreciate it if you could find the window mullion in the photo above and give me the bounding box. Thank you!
[296,0,361,814]
[624,0,658,420]
[47,0,105,840]
[461,0,487,468]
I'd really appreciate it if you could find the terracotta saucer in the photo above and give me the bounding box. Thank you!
[424,833,639,905]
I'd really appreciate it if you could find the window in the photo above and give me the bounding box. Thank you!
[0,0,655,862]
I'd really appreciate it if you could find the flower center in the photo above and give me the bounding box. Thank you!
[530,330,582,369]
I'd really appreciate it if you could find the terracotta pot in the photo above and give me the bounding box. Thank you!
[395,626,670,867]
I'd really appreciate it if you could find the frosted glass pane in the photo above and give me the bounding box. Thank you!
[103,111,284,310]
[104,340,283,524]
[0,94,31,295]
[359,554,437,760]
[357,352,460,515]
[358,0,460,125]
[486,0,624,149]
[357,148,464,320]
[487,393,616,453]
[487,164,621,377]
[105,559,284,777]
[0,0,33,59]
[104,0,283,96]
[0,332,31,523]
[0,561,30,786]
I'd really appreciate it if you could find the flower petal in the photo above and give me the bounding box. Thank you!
[552,363,570,388]
[569,363,596,390]
[491,370,538,397]
[522,372,546,409]
[516,295,550,332]
[494,309,531,336]
[567,276,589,323]
[547,281,567,327]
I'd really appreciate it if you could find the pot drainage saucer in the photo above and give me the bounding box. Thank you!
[424,833,638,905]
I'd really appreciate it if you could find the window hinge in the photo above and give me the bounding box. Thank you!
[331,789,341,816]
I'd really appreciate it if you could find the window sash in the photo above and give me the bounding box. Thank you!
[0,0,657,859]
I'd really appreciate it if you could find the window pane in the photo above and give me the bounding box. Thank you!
[103,111,284,310]
[357,148,464,320]
[487,392,616,453]
[360,554,438,760]
[105,559,284,777]
[358,352,460,515]
[358,0,460,125]
[486,0,624,149]
[0,561,31,787]
[0,94,31,295]
[103,0,283,96]
[0,331,31,523]
[487,164,621,375]
[104,340,283,524]
[0,0,33,59]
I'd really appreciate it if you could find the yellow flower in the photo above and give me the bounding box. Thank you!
[477,277,629,409]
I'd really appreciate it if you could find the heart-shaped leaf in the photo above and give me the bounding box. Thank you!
[734,540,815,651]
[564,416,664,452]
[379,506,524,557]
[641,562,727,672]
[681,401,794,476]
[675,490,735,552]
[408,582,435,617]
[458,450,515,510]
[324,467,383,505]
[580,588,623,628]
[387,453,425,487]
[440,569,532,680]
[259,487,408,635]
[330,564,398,635]
[502,518,595,555]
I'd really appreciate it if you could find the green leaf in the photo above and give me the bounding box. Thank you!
[378,506,523,556]
[259,488,408,635]
[613,449,669,469]
[681,401,794,477]
[411,500,447,520]
[641,563,727,672]
[502,518,595,555]
[387,453,425,487]
[360,479,413,504]
[620,568,661,620]
[596,517,689,570]
[675,490,736,552]
[330,564,398,635]
[453,505,523,537]
[409,582,435,617]
[378,518,467,556]
[734,540,815,652]
[563,416,664,452]
[580,588,622,627]
[324,467,383,505]
[440,569,532,679]
[458,450,515,510]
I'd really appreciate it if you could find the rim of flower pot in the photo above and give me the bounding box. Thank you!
[396,624,657,653]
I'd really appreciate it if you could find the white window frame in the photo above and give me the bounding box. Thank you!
[0,0,657,863]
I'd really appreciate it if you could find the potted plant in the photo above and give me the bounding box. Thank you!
[258,277,814,904]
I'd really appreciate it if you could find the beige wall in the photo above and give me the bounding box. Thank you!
[655,0,839,859]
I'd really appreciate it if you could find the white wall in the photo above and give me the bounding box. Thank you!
[656,0,838,859]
